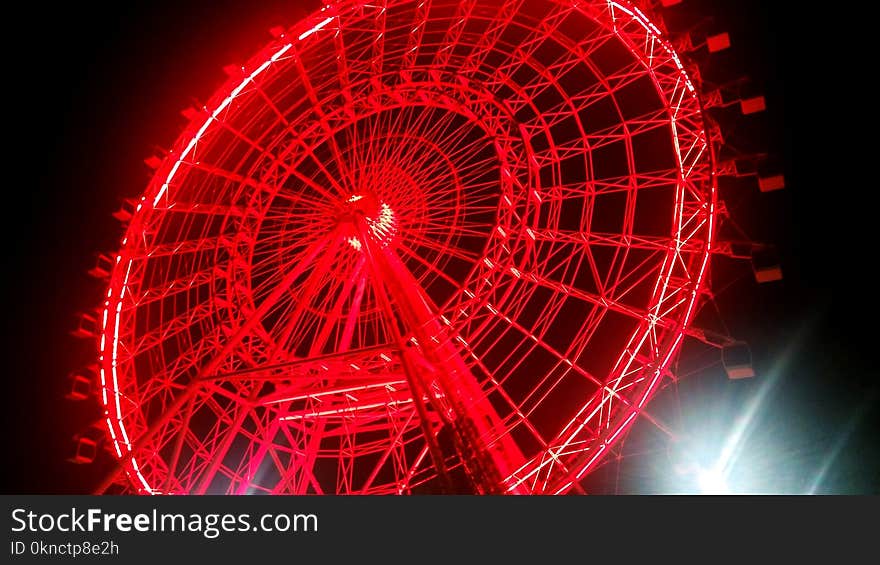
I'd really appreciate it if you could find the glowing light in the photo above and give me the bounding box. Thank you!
[697,467,729,495]
[347,236,362,251]
[366,201,397,245]
[299,16,334,40]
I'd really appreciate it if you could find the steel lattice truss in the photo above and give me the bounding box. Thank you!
[98,0,716,494]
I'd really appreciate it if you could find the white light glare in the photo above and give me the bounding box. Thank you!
[697,466,729,495]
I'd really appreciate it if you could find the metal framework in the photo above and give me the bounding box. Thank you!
[97,0,717,494]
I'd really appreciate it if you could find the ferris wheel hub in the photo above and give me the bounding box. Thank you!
[338,193,398,249]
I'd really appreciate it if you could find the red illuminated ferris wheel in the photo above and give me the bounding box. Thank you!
[94,0,721,494]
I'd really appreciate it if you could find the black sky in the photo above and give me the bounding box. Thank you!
[2,1,876,493]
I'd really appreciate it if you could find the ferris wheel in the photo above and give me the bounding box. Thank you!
[86,0,729,494]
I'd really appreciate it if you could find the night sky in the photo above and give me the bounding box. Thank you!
[3,1,876,494]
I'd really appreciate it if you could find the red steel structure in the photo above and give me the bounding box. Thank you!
[97,0,717,494]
